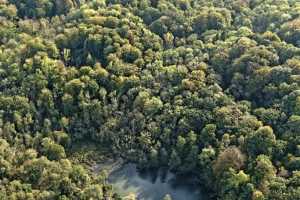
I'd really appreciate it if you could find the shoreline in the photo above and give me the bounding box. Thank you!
[92,158,125,175]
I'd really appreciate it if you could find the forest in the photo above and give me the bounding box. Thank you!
[1,0,300,199]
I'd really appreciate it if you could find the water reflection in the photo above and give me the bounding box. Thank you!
[108,163,204,200]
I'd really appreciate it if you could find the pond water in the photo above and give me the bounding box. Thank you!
[106,163,206,200]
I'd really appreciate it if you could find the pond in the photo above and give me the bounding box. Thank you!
[101,162,206,200]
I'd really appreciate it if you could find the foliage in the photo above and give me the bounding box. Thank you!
[1,0,300,199]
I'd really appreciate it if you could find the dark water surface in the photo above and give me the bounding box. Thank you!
[107,163,206,200]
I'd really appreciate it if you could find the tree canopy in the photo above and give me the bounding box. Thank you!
[1,0,300,199]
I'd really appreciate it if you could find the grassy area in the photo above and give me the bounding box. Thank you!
[67,140,114,168]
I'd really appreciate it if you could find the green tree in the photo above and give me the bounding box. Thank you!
[246,126,276,156]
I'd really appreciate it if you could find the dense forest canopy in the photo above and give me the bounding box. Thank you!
[1,0,300,199]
